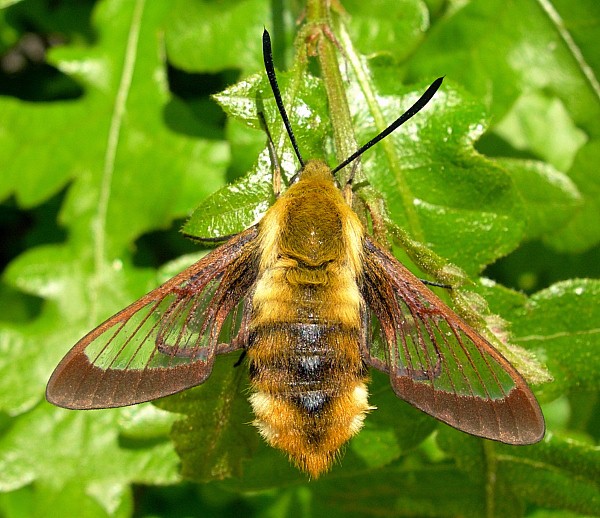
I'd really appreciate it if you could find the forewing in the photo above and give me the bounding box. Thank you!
[362,237,544,444]
[46,226,260,410]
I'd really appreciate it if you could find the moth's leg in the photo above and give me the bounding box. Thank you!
[340,160,360,206]
[233,349,247,367]
[420,279,452,289]
[258,110,282,198]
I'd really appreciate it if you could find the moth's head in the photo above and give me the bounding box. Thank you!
[296,159,335,184]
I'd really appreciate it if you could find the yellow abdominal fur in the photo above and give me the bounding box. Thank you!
[247,160,372,477]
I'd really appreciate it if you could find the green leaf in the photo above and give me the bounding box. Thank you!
[165,0,271,73]
[503,435,600,514]
[0,0,24,9]
[351,74,525,274]
[0,0,227,511]
[182,162,273,238]
[308,465,485,518]
[405,0,600,253]
[493,92,587,172]
[0,402,179,515]
[437,427,600,517]
[547,139,600,251]
[343,0,430,61]
[507,279,600,397]
[495,158,582,241]
[154,352,259,482]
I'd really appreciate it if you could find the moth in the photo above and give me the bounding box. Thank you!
[47,29,544,478]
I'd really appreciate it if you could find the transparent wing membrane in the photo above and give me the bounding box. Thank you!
[388,299,516,398]
[362,237,544,444]
[85,278,223,372]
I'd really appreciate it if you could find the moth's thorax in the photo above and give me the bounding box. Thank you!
[257,159,365,276]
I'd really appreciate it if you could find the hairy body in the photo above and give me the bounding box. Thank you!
[248,161,371,476]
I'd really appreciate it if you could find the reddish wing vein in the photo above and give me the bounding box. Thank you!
[46,226,260,410]
[362,237,544,444]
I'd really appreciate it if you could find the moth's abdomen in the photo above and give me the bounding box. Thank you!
[248,321,370,477]
[248,259,371,477]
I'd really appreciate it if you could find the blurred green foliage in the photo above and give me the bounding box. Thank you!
[0,0,598,516]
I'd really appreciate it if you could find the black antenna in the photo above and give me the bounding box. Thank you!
[262,29,305,168]
[331,77,444,175]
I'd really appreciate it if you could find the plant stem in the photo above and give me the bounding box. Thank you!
[304,0,358,182]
